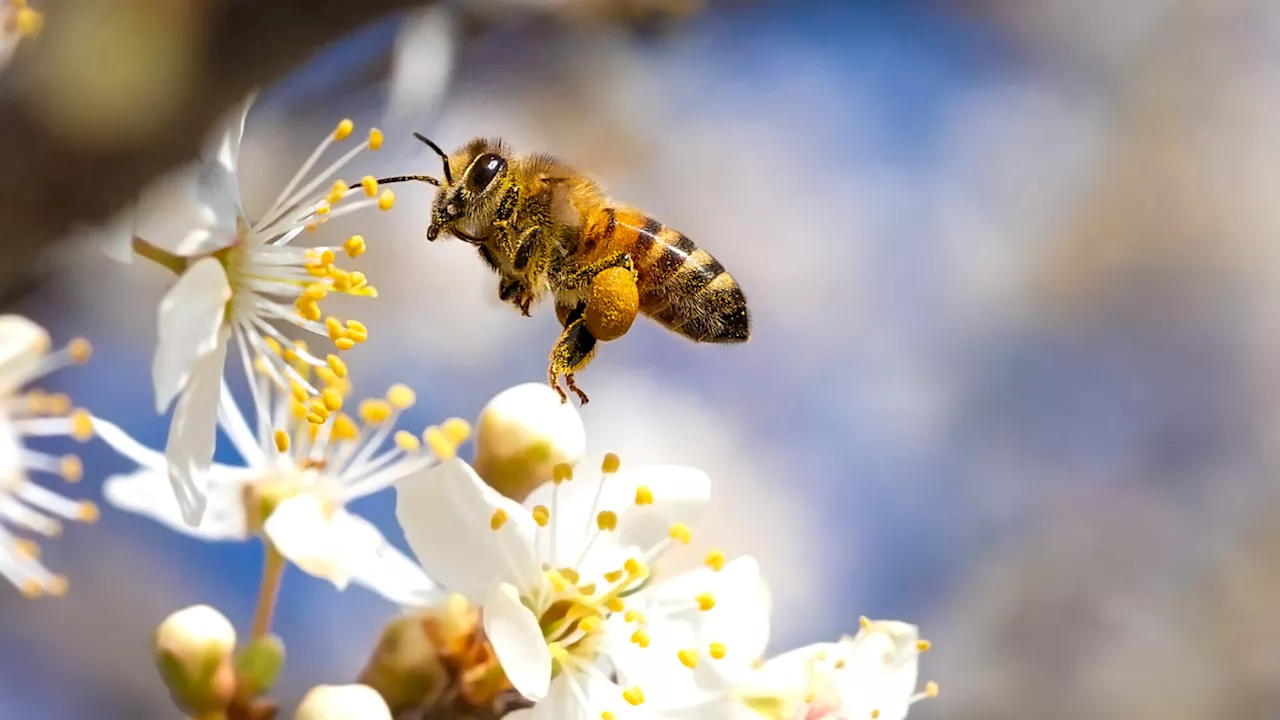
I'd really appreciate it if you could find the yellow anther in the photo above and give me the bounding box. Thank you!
[395,430,421,452]
[69,409,93,442]
[532,505,550,527]
[321,387,344,412]
[320,249,336,266]
[327,180,349,205]
[348,271,368,290]
[695,592,715,611]
[67,338,92,365]
[315,202,332,216]
[668,522,692,545]
[305,413,327,425]
[77,501,100,523]
[59,455,83,483]
[378,189,396,211]
[490,508,509,531]
[325,354,348,379]
[386,383,416,409]
[678,648,699,668]
[297,301,322,322]
[578,616,602,633]
[623,557,647,577]
[597,510,618,531]
[316,369,342,391]
[560,567,580,584]
[859,616,871,630]
[15,7,43,37]
[916,640,932,652]
[47,575,68,597]
[624,609,645,624]
[303,284,328,302]
[606,597,625,612]
[552,463,573,484]
[925,681,939,698]
[441,418,471,445]
[601,713,615,720]
[546,569,569,592]
[603,569,624,583]
[359,400,392,424]
[332,413,358,441]
[622,686,645,706]
[329,269,353,292]
[804,693,817,704]
[361,175,378,197]
[578,582,596,596]
[335,337,356,351]
[291,383,309,403]
[12,539,39,560]
[264,336,284,356]
[548,642,569,663]
[634,485,653,506]
[424,426,457,461]
[333,119,355,140]
[368,128,384,150]
[19,579,41,598]
[45,393,71,415]
[291,401,310,420]
[601,452,621,474]
[343,235,366,258]
[870,710,880,719]
[630,629,650,648]
[708,642,726,659]
[345,320,369,342]
[273,430,290,453]
[704,548,726,572]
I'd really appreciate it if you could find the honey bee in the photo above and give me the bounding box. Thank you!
[378,134,750,404]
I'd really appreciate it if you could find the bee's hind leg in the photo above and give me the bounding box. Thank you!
[548,316,597,405]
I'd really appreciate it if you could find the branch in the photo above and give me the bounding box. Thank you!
[0,0,437,304]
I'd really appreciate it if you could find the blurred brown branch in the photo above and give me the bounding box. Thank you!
[0,0,439,304]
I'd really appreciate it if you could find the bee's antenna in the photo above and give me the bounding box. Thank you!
[413,132,453,185]
[375,174,441,187]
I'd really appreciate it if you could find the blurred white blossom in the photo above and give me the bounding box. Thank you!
[0,0,41,69]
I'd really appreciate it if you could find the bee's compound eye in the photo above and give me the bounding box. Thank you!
[467,153,506,192]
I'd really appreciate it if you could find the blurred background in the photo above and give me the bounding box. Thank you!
[5,0,1280,717]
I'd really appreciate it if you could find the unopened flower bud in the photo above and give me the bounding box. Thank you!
[153,604,237,715]
[235,634,286,699]
[359,610,449,714]
[295,684,392,720]
[472,383,585,502]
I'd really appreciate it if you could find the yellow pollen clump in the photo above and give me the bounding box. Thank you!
[344,235,366,258]
[273,430,291,452]
[335,338,356,351]
[623,557,647,577]
[708,642,726,659]
[322,387,344,412]
[630,629,650,648]
[704,549,726,571]
[327,180,348,205]
[490,508,509,531]
[395,431,420,452]
[69,409,93,442]
[601,452,621,474]
[332,413,358,441]
[634,485,653,506]
[925,681,939,698]
[603,569,624,583]
[387,384,416,409]
[359,399,392,424]
[917,640,932,652]
[316,202,332,216]
[578,582,596,596]
[859,616,871,630]
[601,713,616,720]
[624,609,645,624]
[560,567,580,584]
[67,338,92,365]
[334,119,355,141]
[597,510,618,531]
[361,176,378,197]
[578,616,602,633]
[870,710,880,719]
[378,190,396,211]
[326,354,348,379]
[441,418,471,445]
[585,267,640,342]
[59,455,83,483]
[77,501,100,523]
[678,648,699,668]
[606,597,625,612]
[622,686,645,706]
[424,426,458,460]
[532,505,550,527]
[291,383,308,404]
[695,592,715,611]
[552,463,573,484]
[346,320,370,342]
[368,128,385,150]
[668,522,692,545]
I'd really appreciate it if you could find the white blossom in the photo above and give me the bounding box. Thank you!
[0,0,41,70]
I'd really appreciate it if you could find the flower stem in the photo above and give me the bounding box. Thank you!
[250,541,286,639]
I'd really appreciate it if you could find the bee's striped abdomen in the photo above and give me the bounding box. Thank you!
[579,207,750,343]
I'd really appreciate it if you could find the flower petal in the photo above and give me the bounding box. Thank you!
[483,581,551,701]
[202,94,253,177]
[163,330,228,526]
[133,162,241,257]
[388,7,455,129]
[153,257,230,413]
[104,467,249,540]
[332,509,445,607]
[0,315,51,395]
[98,208,137,264]
[395,458,539,602]
[265,494,349,588]
[831,621,921,720]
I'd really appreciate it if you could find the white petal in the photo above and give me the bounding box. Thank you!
[395,458,539,602]
[832,622,921,720]
[265,495,349,588]
[202,94,253,177]
[388,7,456,129]
[163,331,228,526]
[483,581,551,702]
[98,207,137,264]
[153,257,230,412]
[547,464,709,557]
[755,642,841,696]
[501,710,534,720]
[0,315,50,394]
[331,509,445,607]
[133,162,240,257]
[104,468,248,540]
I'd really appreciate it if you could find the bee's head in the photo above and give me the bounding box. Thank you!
[424,136,511,243]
